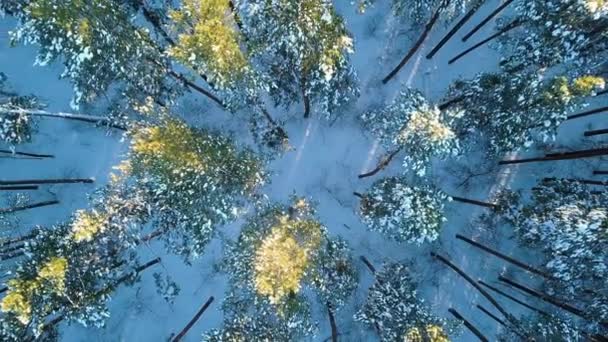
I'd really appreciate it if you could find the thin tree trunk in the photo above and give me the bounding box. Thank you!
[598,89,608,96]
[0,243,25,255]
[172,296,215,342]
[543,177,608,186]
[449,20,521,64]
[476,304,505,326]
[0,178,94,186]
[461,0,516,42]
[1,232,37,248]
[567,106,608,120]
[0,109,127,130]
[426,1,485,58]
[450,196,497,209]
[584,128,608,137]
[358,147,403,179]
[327,303,338,342]
[438,95,465,110]
[456,234,554,279]
[0,249,25,261]
[448,308,489,342]
[360,255,376,274]
[0,186,38,191]
[0,149,53,158]
[545,147,608,158]
[301,79,311,119]
[478,280,551,316]
[138,1,176,46]
[353,192,364,199]
[383,0,451,83]
[167,70,226,108]
[594,170,608,175]
[0,200,59,214]
[499,148,608,165]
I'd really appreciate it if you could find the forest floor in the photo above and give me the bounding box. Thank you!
[1,1,607,341]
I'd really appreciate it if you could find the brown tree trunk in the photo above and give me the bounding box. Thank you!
[449,20,521,65]
[567,106,608,120]
[327,303,339,342]
[450,196,497,209]
[461,0,516,42]
[0,149,54,159]
[360,255,376,274]
[0,200,59,214]
[478,280,550,316]
[172,296,215,342]
[476,304,505,326]
[0,178,94,186]
[456,234,554,279]
[426,1,485,59]
[584,128,608,137]
[448,308,489,342]
[358,147,403,179]
[0,186,38,191]
[383,0,450,84]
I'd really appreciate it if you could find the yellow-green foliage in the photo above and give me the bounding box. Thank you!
[27,0,103,44]
[402,109,455,143]
[71,210,108,242]
[253,216,323,305]
[584,0,607,14]
[404,325,450,342]
[543,75,604,105]
[169,0,247,87]
[571,76,605,96]
[1,257,68,324]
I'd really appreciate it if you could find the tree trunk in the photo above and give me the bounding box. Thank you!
[598,89,608,96]
[431,252,514,324]
[353,192,365,199]
[138,1,176,47]
[567,105,608,120]
[426,1,485,59]
[0,249,25,261]
[360,255,376,274]
[358,147,403,179]
[0,186,38,191]
[499,148,608,165]
[0,178,94,186]
[584,128,608,137]
[478,280,550,316]
[0,109,127,130]
[0,200,59,214]
[1,232,37,248]
[461,0,516,42]
[172,296,215,342]
[167,70,226,108]
[327,303,339,342]
[382,0,450,84]
[450,196,497,209]
[476,304,505,326]
[438,95,465,110]
[456,234,554,279]
[594,170,608,175]
[449,20,521,64]
[543,177,608,186]
[0,243,25,255]
[0,149,53,159]
[448,308,489,342]
[301,79,311,119]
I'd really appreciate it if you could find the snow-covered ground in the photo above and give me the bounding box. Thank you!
[1,1,606,341]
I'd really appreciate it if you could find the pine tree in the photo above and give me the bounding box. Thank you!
[361,88,461,176]
[238,0,359,118]
[498,314,585,342]
[446,72,605,155]
[118,118,266,259]
[499,0,608,71]
[358,0,481,25]
[219,198,358,338]
[0,74,41,145]
[354,263,454,341]
[357,177,449,244]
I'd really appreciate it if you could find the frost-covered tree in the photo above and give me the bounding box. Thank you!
[361,88,461,176]
[499,0,608,71]
[503,179,608,326]
[355,263,454,341]
[498,314,586,342]
[358,0,482,25]
[446,72,605,155]
[0,74,40,146]
[116,118,266,259]
[6,0,175,108]
[357,177,449,244]
[238,0,359,118]
[219,198,358,338]
[203,314,292,342]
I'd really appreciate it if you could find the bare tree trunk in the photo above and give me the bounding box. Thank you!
[383,0,450,84]
[450,196,497,209]
[567,106,608,120]
[1,231,37,248]
[476,304,505,326]
[594,170,608,175]
[167,70,226,108]
[301,79,311,119]
[360,255,376,274]
[543,177,608,186]
[0,200,59,214]
[448,308,489,342]
[327,303,338,342]
[461,0,516,42]
[478,280,551,316]
[358,147,403,179]
[353,192,365,199]
[0,243,25,255]
[584,128,608,137]
[0,109,127,130]
[438,95,465,110]
[0,249,25,261]
[426,1,485,58]
[598,89,608,96]
[456,234,554,279]
[0,149,54,159]
[172,296,215,342]
[0,186,38,191]
[137,1,176,46]
[449,20,521,64]
[499,148,608,165]
[0,178,94,186]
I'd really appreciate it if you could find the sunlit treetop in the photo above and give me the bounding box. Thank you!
[168,0,248,88]
[357,0,484,25]
[404,324,450,342]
